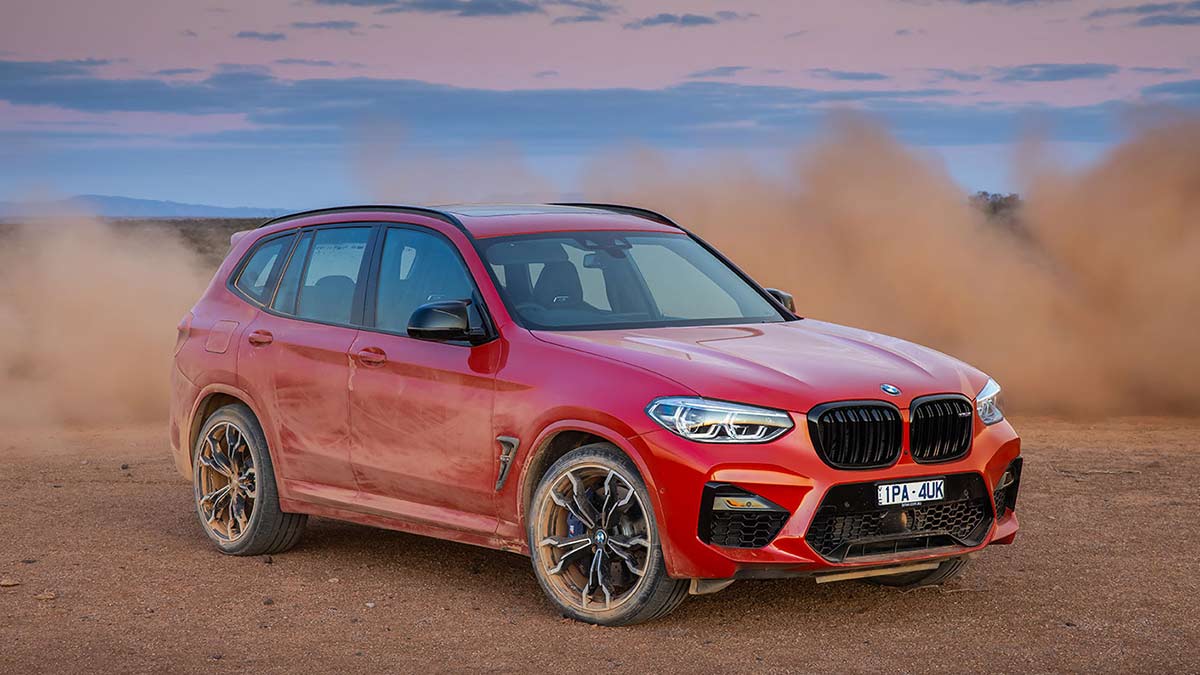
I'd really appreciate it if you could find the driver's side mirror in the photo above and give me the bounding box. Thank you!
[765,288,795,313]
[407,300,487,343]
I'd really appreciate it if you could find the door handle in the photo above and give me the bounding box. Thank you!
[356,347,387,366]
[247,330,274,346]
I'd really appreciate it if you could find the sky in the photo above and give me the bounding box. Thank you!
[1,0,1199,207]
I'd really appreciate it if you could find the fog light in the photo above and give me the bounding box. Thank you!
[713,495,776,511]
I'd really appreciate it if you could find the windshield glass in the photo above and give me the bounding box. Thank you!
[478,231,786,330]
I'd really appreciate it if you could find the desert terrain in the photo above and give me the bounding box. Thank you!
[2,121,1198,672]
[3,416,1197,673]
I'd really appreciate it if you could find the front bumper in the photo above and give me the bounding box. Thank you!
[631,415,1021,580]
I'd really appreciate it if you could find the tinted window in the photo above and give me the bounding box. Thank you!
[271,232,313,314]
[374,228,478,334]
[295,227,371,325]
[481,232,783,330]
[234,234,294,304]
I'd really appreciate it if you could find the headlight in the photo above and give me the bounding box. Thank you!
[975,378,1004,425]
[646,397,793,443]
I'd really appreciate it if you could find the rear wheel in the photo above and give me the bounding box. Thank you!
[192,403,306,556]
[865,556,970,589]
[528,443,688,626]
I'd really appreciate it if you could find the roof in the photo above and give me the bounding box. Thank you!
[445,203,682,239]
[257,203,684,239]
[439,204,609,218]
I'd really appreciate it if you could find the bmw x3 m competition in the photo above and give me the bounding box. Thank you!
[170,203,1021,626]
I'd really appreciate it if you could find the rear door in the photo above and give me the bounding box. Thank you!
[348,224,500,530]
[238,225,375,494]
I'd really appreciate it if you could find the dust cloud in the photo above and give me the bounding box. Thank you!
[0,214,211,427]
[575,116,1200,415]
[2,115,1196,426]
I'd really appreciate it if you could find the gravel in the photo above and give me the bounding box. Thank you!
[1,417,1197,673]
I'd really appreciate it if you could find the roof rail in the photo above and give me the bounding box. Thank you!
[550,203,686,231]
[257,204,468,235]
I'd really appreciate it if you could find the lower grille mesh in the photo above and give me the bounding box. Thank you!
[804,473,993,562]
[708,511,790,548]
[699,484,789,549]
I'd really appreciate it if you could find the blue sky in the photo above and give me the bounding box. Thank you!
[1,0,1198,207]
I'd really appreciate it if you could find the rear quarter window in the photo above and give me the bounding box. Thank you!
[233,234,294,304]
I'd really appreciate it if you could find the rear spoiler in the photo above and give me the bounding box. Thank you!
[230,230,251,247]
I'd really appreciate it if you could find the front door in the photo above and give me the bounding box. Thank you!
[348,225,499,531]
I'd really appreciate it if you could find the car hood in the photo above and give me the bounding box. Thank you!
[532,319,987,412]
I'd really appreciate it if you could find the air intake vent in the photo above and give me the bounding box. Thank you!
[698,484,789,549]
[993,457,1023,516]
[910,395,974,463]
[807,402,903,469]
[804,473,993,562]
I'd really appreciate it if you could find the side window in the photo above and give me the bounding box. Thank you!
[294,227,372,325]
[374,228,477,334]
[233,234,294,304]
[271,232,313,314]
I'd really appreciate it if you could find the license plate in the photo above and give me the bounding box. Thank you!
[877,478,945,507]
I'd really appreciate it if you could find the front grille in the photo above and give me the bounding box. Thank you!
[807,402,902,469]
[804,473,993,562]
[910,395,974,463]
[699,484,789,549]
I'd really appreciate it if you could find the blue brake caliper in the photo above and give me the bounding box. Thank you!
[566,488,595,538]
[567,511,585,538]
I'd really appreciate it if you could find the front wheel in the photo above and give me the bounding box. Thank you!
[528,443,688,626]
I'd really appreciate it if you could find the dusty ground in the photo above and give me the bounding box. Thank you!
[2,416,1197,673]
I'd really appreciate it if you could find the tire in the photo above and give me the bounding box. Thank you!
[528,443,688,626]
[864,556,970,589]
[192,403,306,556]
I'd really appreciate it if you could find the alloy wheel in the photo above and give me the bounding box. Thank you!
[534,465,651,612]
[195,421,258,542]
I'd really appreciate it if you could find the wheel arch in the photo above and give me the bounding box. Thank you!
[186,384,270,471]
[515,420,664,541]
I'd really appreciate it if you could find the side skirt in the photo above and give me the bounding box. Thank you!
[280,481,521,555]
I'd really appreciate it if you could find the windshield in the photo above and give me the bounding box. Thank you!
[478,231,787,330]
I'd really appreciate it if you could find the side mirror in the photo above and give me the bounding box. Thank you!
[407,300,486,343]
[765,288,795,313]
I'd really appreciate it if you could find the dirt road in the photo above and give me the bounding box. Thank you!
[2,417,1197,673]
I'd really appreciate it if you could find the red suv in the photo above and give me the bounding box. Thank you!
[170,204,1021,625]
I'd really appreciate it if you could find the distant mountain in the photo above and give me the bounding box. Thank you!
[0,195,289,219]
